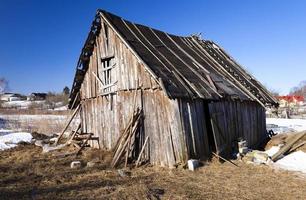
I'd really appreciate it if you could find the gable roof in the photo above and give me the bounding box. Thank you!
[69,10,278,108]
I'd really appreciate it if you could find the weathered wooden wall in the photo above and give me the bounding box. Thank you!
[79,17,159,101]
[178,99,210,160]
[208,100,266,157]
[80,89,189,167]
[77,15,267,167]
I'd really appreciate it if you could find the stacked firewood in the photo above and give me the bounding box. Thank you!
[111,107,143,168]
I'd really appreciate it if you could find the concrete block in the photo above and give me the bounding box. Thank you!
[187,159,199,171]
[239,147,249,154]
[70,161,81,169]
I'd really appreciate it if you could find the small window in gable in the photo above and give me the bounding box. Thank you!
[97,23,117,95]
[100,55,116,94]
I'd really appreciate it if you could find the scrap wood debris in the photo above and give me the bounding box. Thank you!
[237,130,306,174]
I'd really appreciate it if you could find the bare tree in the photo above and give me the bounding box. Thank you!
[290,80,306,97]
[0,77,9,94]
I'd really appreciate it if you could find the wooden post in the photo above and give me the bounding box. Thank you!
[55,104,81,145]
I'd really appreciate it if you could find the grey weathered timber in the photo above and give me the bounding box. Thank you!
[66,10,278,167]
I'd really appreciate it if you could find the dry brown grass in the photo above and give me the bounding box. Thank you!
[0,114,77,136]
[1,144,306,200]
[0,108,69,115]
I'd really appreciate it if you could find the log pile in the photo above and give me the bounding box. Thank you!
[111,107,143,168]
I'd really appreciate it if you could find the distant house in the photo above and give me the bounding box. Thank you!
[277,95,304,107]
[27,93,47,101]
[0,93,25,102]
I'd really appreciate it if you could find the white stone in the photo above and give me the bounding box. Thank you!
[239,147,249,154]
[70,161,81,169]
[187,159,199,171]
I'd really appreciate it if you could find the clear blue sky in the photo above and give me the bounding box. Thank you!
[0,0,305,95]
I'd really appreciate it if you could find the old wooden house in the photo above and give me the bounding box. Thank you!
[68,10,278,167]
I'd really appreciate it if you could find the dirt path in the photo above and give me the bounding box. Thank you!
[0,144,306,199]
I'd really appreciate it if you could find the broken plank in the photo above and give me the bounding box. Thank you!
[271,132,306,162]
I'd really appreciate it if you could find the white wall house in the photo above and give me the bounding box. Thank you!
[0,93,24,102]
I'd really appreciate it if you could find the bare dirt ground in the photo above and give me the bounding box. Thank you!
[1,144,306,200]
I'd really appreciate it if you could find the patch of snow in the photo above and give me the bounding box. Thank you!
[53,105,68,111]
[266,118,306,134]
[0,131,32,150]
[2,100,45,109]
[265,146,281,157]
[0,114,67,121]
[275,151,306,174]
[265,146,306,174]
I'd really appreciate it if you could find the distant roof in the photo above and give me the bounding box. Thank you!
[277,95,304,102]
[69,10,278,108]
[30,93,47,97]
[1,93,21,97]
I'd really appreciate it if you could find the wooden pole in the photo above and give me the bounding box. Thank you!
[70,92,79,110]
[136,136,149,167]
[212,152,239,167]
[55,104,81,145]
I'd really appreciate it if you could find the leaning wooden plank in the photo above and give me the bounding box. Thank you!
[55,104,81,145]
[92,71,105,85]
[113,113,140,166]
[76,134,92,156]
[288,141,306,154]
[212,152,239,167]
[70,92,80,110]
[66,122,81,145]
[136,136,149,167]
[125,89,138,167]
[271,132,306,162]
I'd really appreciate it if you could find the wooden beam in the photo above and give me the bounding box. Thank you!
[271,132,306,162]
[101,81,118,89]
[92,71,117,89]
[66,122,81,145]
[212,152,239,167]
[70,92,79,109]
[92,71,105,85]
[136,136,149,167]
[76,133,92,156]
[288,141,306,154]
[55,104,81,145]
[102,63,116,71]
[101,54,114,61]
